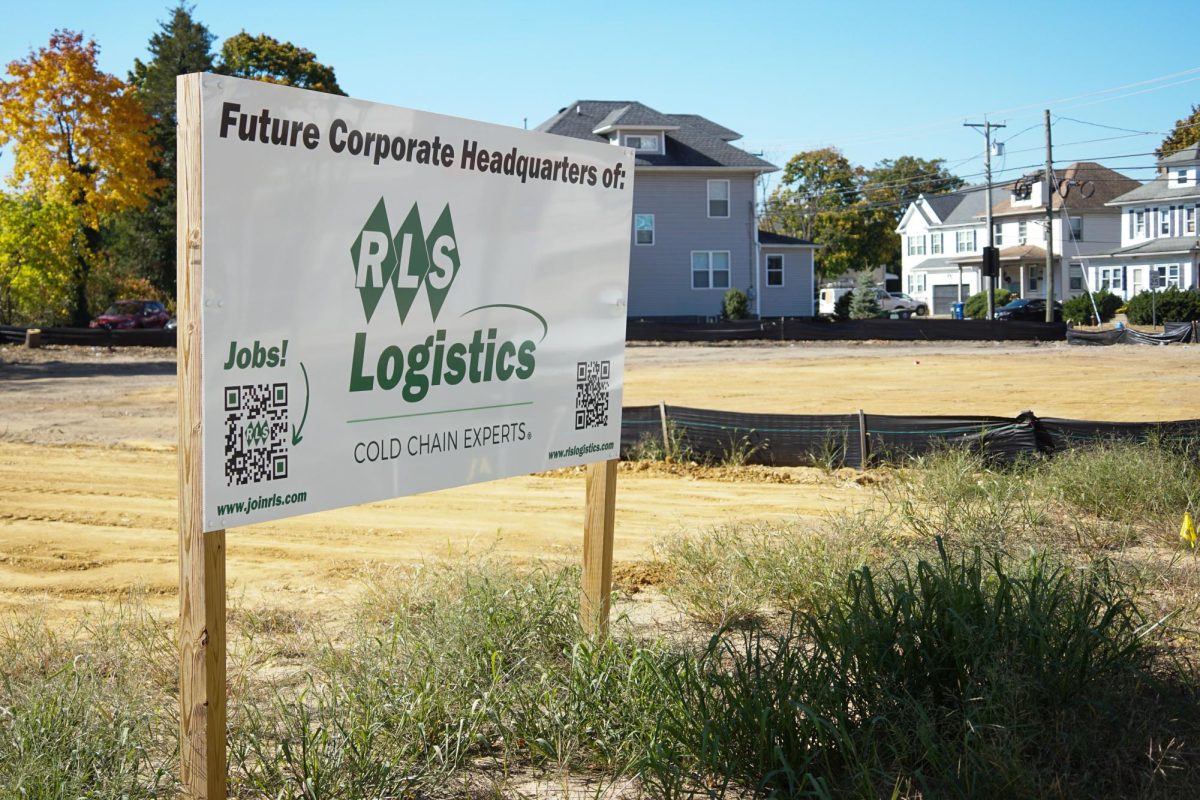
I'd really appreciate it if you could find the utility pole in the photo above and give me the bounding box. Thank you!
[1044,109,1055,322]
[965,119,1005,319]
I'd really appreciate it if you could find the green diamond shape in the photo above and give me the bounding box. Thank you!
[424,204,460,323]
[350,198,396,323]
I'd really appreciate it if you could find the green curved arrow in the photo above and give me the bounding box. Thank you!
[291,362,310,446]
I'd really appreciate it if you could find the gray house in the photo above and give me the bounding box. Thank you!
[537,101,816,319]
[1090,144,1200,299]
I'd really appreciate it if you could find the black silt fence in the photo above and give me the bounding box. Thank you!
[0,326,176,347]
[619,406,1200,467]
[1039,417,1200,452]
[863,412,1041,464]
[626,318,1067,343]
[619,405,662,457]
[656,405,864,467]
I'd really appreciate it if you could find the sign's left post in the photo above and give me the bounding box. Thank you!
[177,73,227,799]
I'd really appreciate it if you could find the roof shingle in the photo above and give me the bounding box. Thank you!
[537,100,775,171]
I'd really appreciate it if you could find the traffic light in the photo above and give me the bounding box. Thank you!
[981,246,1000,278]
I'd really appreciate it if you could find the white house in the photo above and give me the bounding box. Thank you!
[897,163,1139,315]
[1088,144,1200,299]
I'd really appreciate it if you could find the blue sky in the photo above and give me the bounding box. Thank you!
[3,0,1200,193]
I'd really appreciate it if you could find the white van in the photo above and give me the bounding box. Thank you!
[818,287,852,316]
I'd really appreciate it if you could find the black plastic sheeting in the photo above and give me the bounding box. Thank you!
[1039,417,1200,452]
[0,326,176,347]
[863,412,1041,465]
[662,405,862,467]
[618,406,1200,468]
[1066,321,1195,346]
[627,318,1066,343]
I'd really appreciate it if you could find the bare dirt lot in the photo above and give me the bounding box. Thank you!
[2,340,1197,620]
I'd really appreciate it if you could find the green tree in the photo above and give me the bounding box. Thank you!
[862,156,965,277]
[0,193,79,324]
[1156,104,1200,159]
[123,3,217,296]
[760,148,888,280]
[849,273,881,319]
[216,32,345,95]
[0,31,163,325]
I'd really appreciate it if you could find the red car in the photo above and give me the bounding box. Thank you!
[89,300,171,330]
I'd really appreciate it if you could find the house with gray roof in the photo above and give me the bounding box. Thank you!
[896,162,1138,315]
[1088,144,1200,299]
[537,101,816,319]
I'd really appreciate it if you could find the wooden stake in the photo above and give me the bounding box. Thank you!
[857,408,869,471]
[581,458,618,638]
[178,73,227,799]
[659,401,670,456]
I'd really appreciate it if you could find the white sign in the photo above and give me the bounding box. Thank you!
[198,75,632,530]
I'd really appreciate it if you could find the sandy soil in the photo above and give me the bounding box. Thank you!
[1,340,1196,620]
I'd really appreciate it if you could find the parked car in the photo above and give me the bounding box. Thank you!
[994,298,1062,322]
[89,300,171,330]
[884,291,929,316]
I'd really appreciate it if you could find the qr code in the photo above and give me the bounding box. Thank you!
[224,383,289,486]
[575,360,610,430]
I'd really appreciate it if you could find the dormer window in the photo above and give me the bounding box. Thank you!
[1177,170,1188,186]
[623,133,659,153]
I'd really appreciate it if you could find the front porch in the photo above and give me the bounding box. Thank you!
[959,244,1057,300]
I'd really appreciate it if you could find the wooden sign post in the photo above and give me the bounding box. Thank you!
[175,74,624,797]
[177,73,226,798]
[581,458,618,638]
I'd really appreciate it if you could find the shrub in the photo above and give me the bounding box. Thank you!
[649,543,1178,798]
[964,288,1014,319]
[1063,290,1122,324]
[849,273,881,319]
[722,287,749,320]
[832,290,851,321]
[1124,285,1200,324]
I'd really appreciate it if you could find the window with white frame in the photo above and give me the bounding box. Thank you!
[691,251,730,289]
[1177,170,1188,186]
[634,214,654,245]
[955,229,976,252]
[1187,206,1197,235]
[766,254,784,287]
[1100,267,1123,291]
[1155,264,1181,288]
[993,223,1004,246]
[916,272,927,292]
[1069,263,1083,291]
[1135,209,1145,236]
[1028,266,1041,292]
[930,232,943,254]
[1160,207,1171,236]
[623,134,659,153]
[1069,216,1082,240]
[906,235,925,256]
[707,180,730,218]
[1017,220,1028,243]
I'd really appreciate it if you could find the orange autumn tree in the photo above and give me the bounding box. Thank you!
[0,30,163,325]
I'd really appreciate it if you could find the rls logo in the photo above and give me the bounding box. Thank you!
[350,198,460,324]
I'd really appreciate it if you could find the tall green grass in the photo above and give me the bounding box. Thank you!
[647,542,1190,798]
